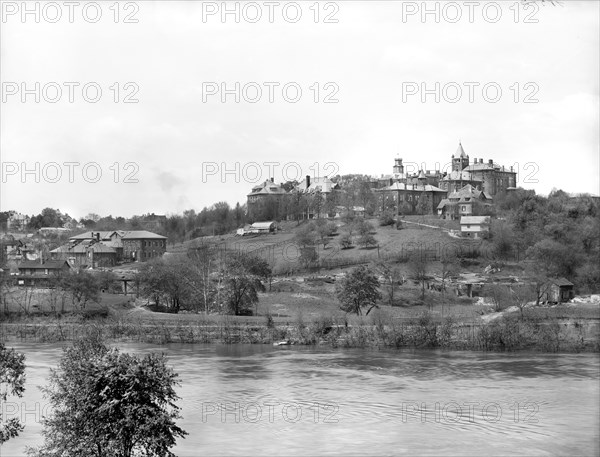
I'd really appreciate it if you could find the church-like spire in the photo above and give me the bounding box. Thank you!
[456,141,467,158]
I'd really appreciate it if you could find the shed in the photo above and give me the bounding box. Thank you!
[249,221,276,234]
[543,278,575,303]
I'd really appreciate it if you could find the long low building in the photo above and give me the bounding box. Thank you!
[50,229,167,266]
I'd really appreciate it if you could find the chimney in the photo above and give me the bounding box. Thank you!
[479,159,483,164]
[96,233,100,241]
[510,166,514,172]
[473,157,477,164]
[488,159,493,165]
[306,175,310,188]
[270,177,274,183]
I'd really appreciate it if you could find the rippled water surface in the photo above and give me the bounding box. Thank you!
[2,343,599,456]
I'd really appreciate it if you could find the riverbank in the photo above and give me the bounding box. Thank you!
[1,313,598,352]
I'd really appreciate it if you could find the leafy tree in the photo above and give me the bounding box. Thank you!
[62,271,101,310]
[28,336,187,457]
[137,258,194,313]
[336,265,382,315]
[526,238,580,279]
[0,343,26,444]
[491,219,517,260]
[358,233,377,249]
[355,219,375,237]
[339,233,353,249]
[295,223,317,248]
[221,253,270,315]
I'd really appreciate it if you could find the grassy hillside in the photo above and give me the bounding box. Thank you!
[167,218,486,276]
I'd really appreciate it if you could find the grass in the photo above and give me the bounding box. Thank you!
[164,218,488,276]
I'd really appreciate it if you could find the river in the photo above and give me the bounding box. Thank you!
[1,343,599,456]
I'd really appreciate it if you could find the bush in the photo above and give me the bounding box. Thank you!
[358,234,377,249]
[379,214,395,227]
[339,233,353,249]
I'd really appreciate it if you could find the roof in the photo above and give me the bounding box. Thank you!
[460,216,491,225]
[550,277,574,287]
[437,199,450,209]
[248,180,287,196]
[442,171,482,182]
[250,221,275,230]
[70,231,120,241]
[456,142,467,158]
[379,183,446,193]
[51,244,88,254]
[448,184,493,203]
[296,176,338,194]
[18,260,70,270]
[121,231,167,240]
[89,244,117,253]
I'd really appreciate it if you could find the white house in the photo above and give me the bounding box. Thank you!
[459,216,491,239]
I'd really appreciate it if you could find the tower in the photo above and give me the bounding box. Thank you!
[393,157,404,175]
[452,142,469,172]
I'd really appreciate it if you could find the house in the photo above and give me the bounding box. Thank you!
[121,231,167,262]
[38,227,71,236]
[377,182,447,215]
[437,184,493,220]
[293,175,341,219]
[246,178,288,219]
[51,242,118,268]
[17,260,71,287]
[543,278,575,303]
[333,206,365,219]
[63,229,166,264]
[459,216,491,238]
[5,212,30,231]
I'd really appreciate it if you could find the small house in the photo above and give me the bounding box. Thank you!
[543,278,575,303]
[460,216,491,239]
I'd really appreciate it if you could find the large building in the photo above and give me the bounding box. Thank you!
[438,143,517,195]
[50,230,167,267]
[378,142,517,215]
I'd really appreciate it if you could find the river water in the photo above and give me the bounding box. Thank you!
[1,343,598,456]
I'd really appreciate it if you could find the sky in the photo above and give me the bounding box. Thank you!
[1,0,598,219]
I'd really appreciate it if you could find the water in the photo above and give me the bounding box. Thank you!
[1,343,599,456]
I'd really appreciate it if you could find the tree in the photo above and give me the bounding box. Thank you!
[62,271,101,310]
[221,253,270,315]
[0,343,26,444]
[336,265,382,315]
[358,233,377,249]
[408,250,429,303]
[339,233,353,249]
[509,284,537,319]
[439,249,459,297]
[374,261,402,306]
[137,258,194,313]
[415,193,431,215]
[28,336,187,457]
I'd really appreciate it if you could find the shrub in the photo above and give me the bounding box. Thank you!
[339,233,353,249]
[379,214,395,227]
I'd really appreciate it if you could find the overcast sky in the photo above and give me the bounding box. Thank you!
[1,0,598,219]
